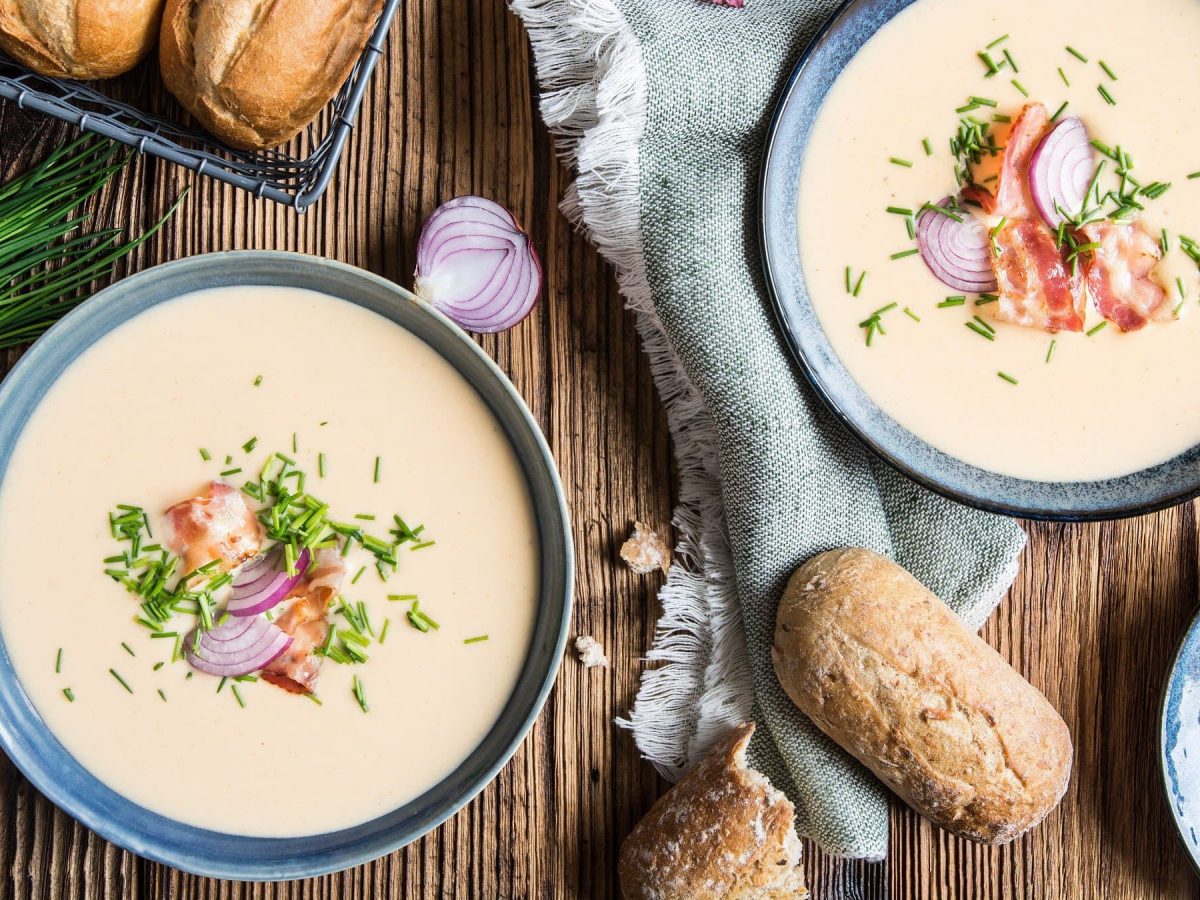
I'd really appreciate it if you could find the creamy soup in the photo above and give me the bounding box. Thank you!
[800,0,1200,481]
[0,286,540,836]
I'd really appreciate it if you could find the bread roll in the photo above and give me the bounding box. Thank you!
[0,0,163,79]
[772,548,1071,844]
[619,723,808,899]
[159,0,383,150]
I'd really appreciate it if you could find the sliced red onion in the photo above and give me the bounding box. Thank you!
[1029,116,1095,228]
[414,196,542,334]
[227,546,310,617]
[916,198,998,293]
[184,615,292,678]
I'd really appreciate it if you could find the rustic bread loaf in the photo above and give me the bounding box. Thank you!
[159,0,383,150]
[618,722,808,899]
[772,547,1072,844]
[0,0,163,79]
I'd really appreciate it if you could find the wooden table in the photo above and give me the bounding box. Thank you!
[1,3,1198,898]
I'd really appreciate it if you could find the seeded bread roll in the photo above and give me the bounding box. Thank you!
[618,723,808,899]
[772,548,1072,844]
[159,0,383,150]
[0,0,163,79]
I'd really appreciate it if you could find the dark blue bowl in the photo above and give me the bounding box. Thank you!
[759,0,1200,521]
[0,252,573,880]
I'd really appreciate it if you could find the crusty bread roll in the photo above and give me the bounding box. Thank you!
[772,548,1072,844]
[159,0,383,150]
[619,723,808,899]
[0,0,163,79]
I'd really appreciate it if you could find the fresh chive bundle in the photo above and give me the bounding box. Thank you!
[0,138,185,350]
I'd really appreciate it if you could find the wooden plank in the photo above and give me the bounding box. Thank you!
[2,0,1200,896]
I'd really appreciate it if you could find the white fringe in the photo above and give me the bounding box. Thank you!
[511,0,753,781]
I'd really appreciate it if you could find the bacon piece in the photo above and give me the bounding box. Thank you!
[993,103,1051,219]
[960,184,997,215]
[992,219,1085,333]
[261,548,347,694]
[163,481,262,576]
[1080,221,1170,332]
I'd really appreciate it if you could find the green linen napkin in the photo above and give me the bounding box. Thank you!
[513,0,1026,861]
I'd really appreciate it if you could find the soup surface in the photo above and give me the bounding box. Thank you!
[0,286,540,836]
[799,0,1200,481]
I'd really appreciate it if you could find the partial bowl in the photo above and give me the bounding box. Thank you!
[759,0,1200,521]
[0,251,573,880]
[1161,605,1200,876]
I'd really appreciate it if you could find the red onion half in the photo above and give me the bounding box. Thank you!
[915,198,998,293]
[185,615,292,678]
[414,196,542,334]
[227,546,310,617]
[1029,117,1095,228]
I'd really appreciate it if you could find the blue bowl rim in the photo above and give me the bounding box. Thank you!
[0,251,574,881]
[758,0,1200,523]
[1159,604,1200,877]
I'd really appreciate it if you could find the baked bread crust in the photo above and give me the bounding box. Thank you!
[159,0,383,150]
[618,723,808,899]
[772,547,1072,844]
[0,0,163,79]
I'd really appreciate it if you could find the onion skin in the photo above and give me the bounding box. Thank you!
[1028,117,1095,229]
[414,196,542,334]
[915,198,998,294]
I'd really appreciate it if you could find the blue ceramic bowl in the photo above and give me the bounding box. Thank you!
[760,0,1200,521]
[0,252,573,880]
[1161,607,1200,875]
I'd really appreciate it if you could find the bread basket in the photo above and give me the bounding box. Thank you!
[0,0,400,211]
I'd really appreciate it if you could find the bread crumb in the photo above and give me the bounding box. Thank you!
[575,635,608,669]
[620,521,671,575]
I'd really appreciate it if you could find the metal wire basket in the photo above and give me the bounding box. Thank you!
[0,0,400,211]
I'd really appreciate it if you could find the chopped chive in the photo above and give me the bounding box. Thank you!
[1002,49,1018,73]
[937,296,966,308]
[55,648,62,674]
[992,113,1012,124]
[351,566,366,585]
[1050,101,1069,122]
[318,452,326,478]
[1058,67,1070,87]
[1011,79,1029,98]
[231,684,246,708]
[220,467,242,477]
[871,302,898,317]
[199,448,211,461]
[844,266,851,293]
[1099,60,1117,80]
[1086,321,1108,337]
[997,371,1019,385]
[922,138,933,156]
[853,271,866,296]
[379,618,391,644]
[965,321,995,341]
[354,513,376,521]
[1178,277,1187,300]
[1045,340,1057,363]
[305,693,323,705]
[353,675,368,713]
[1066,46,1089,63]
[1175,299,1186,318]
[972,315,995,335]
[217,676,227,693]
[109,669,133,694]
[977,51,999,76]
[976,294,1000,306]
[889,157,914,168]
[62,688,74,702]
[890,248,919,260]
[1162,229,1171,254]
[253,375,263,386]
[903,306,921,322]
[886,206,914,216]
[373,456,381,483]
[464,634,490,645]
[242,437,258,453]
[968,96,998,108]
[121,642,135,657]
[986,33,1009,49]
[410,540,436,551]
[389,594,418,602]
[292,432,298,453]
[224,455,232,465]
[1097,84,1116,106]
[153,661,165,671]
[1189,172,1200,180]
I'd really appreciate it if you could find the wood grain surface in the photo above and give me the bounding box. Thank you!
[1,2,1198,898]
